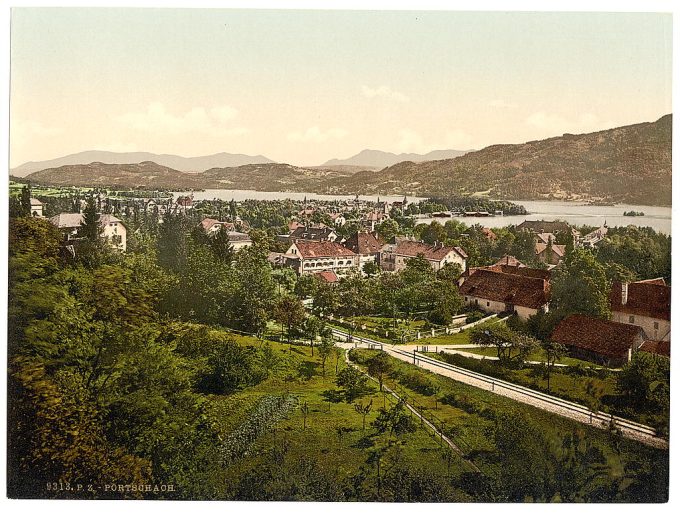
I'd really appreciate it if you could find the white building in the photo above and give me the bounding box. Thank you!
[284,240,359,275]
[610,279,671,342]
[380,239,467,273]
[48,213,127,252]
[30,198,44,217]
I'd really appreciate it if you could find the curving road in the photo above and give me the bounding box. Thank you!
[331,328,668,449]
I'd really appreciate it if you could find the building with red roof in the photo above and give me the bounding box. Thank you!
[551,314,645,367]
[314,270,339,284]
[458,267,550,320]
[284,240,359,275]
[380,238,467,273]
[639,340,670,358]
[610,279,670,342]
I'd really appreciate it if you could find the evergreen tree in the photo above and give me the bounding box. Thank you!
[80,196,102,242]
[20,184,31,217]
[210,227,235,264]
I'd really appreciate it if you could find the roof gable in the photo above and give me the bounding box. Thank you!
[551,314,643,359]
[459,268,550,309]
[290,240,357,258]
[610,280,671,321]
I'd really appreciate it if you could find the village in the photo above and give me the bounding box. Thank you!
[21,187,670,371]
[7,182,670,501]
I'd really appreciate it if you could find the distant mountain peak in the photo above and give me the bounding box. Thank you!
[10,150,276,177]
[322,148,472,168]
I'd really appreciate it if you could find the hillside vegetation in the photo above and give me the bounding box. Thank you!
[324,115,672,205]
[22,115,671,205]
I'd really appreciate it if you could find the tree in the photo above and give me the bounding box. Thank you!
[428,285,464,325]
[617,352,670,416]
[550,249,611,320]
[228,246,277,336]
[367,351,392,392]
[490,411,557,501]
[20,184,32,217]
[362,260,380,278]
[273,267,298,296]
[317,339,335,378]
[259,342,281,377]
[336,366,368,402]
[274,295,306,351]
[209,227,235,264]
[556,430,608,501]
[301,401,310,430]
[293,272,316,298]
[371,400,416,439]
[303,315,324,356]
[470,323,538,365]
[80,196,102,242]
[311,280,339,317]
[541,340,567,392]
[437,262,463,283]
[470,323,515,360]
[376,219,399,242]
[354,399,373,431]
[510,228,537,264]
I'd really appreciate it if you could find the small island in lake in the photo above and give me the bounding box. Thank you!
[624,210,645,217]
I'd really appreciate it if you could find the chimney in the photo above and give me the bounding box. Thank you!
[621,282,629,306]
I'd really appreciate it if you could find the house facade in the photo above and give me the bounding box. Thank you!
[535,242,566,265]
[199,218,236,235]
[30,198,44,217]
[380,239,467,273]
[343,231,383,271]
[284,240,359,275]
[610,279,671,342]
[49,213,127,252]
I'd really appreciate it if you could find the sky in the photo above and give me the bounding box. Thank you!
[9,8,673,168]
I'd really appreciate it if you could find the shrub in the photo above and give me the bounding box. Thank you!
[397,370,439,396]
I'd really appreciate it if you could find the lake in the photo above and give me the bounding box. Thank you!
[176,189,423,204]
[173,190,671,235]
[419,201,671,234]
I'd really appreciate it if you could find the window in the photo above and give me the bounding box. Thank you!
[486,302,490,307]
[654,322,659,329]
[475,299,478,306]
[629,315,635,323]
[464,297,468,302]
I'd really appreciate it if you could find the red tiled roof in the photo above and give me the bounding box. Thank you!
[639,340,670,358]
[482,227,497,240]
[636,278,667,286]
[494,255,525,267]
[290,225,336,241]
[344,231,383,255]
[291,240,357,259]
[463,264,550,282]
[394,240,466,262]
[314,270,339,283]
[551,314,643,359]
[459,268,550,309]
[200,218,221,231]
[535,242,566,258]
[610,280,671,321]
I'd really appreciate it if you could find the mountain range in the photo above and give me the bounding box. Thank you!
[320,114,671,205]
[10,150,275,177]
[14,115,672,205]
[322,148,471,168]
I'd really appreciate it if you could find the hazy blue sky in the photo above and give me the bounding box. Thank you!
[10,8,672,167]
